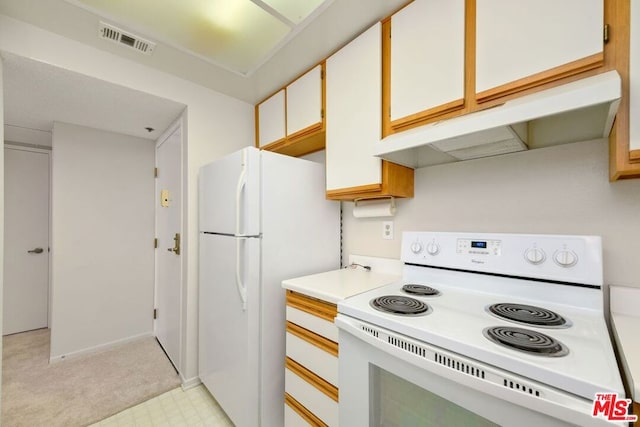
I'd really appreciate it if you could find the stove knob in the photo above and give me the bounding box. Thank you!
[524,248,546,265]
[410,241,423,254]
[426,242,440,256]
[553,250,578,267]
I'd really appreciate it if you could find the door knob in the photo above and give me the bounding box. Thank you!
[166,233,181,255]
[28,247,44,254]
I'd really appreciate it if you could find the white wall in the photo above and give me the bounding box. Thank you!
[0,15,253,380]
[0,55,5,412]
[343,139,640,288]
[50,123,154,359]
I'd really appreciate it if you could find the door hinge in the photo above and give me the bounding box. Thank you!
[603,24,609,43]
[320,69,324,80]
[321,108,325,119]
[153,308,157,319]
[154,238,158,249]
[154,167,158,178]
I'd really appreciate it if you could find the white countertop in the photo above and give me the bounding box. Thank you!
[282,268,401,304]
[610,285,640,402]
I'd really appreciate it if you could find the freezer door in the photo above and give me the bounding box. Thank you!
[199,147,260,236]
[199,233,261,427]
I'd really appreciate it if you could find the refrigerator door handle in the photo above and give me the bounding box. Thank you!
[235,150,247,236]
[236,238,248,311]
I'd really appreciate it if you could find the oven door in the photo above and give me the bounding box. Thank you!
[336,315,627,427]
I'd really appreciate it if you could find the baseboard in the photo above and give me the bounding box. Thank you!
[49,332,153,364]
[181,376,201,390]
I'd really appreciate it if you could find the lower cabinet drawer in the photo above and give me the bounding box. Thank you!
[285,359,338,426]
[286,323,338,387]
[284,393,328,427]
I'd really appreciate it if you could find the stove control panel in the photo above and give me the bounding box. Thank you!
[456,239,501,256]
[402,232,603,286]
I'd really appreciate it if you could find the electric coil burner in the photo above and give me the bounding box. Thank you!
[487,303,570,328]
[483,326,569,357]
[370,295,430,316]
[401,284,440,296]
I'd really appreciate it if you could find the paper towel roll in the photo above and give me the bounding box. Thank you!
[353,198,396,218]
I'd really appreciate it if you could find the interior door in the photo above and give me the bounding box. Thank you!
[3,146,50,335]
[155,123,182,371]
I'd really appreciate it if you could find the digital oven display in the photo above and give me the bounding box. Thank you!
[471,241,487,249]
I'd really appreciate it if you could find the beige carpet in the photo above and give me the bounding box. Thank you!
[2,329,181,427]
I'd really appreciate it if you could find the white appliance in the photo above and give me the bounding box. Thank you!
[337,231,627,427]
[198,147,339,427]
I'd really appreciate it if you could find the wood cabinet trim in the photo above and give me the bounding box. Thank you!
[464,0,477,114]
[382,19,392,138]
[389,99,465,132]
[287,321,338,357]
[285,393,328,427]
[476,53,605,104]
[326,161,414,201]
[286,290,337,323]
[609,0,640,179]
[633,401,639,426]
[326,183,383,199]
[630,150,640,161]
[286,122,323,142]
[259,138,288,152]
[286,357,339,402]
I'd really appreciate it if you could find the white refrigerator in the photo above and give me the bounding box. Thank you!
[198,147,340,427]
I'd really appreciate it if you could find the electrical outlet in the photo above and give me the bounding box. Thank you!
[382,221,394,240]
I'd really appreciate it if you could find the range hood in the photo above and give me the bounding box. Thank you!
[376,71,621,168]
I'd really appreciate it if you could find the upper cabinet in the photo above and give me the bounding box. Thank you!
[609,0,640,179]
[382,0,609,136]
[257,89,285,148]
[255,64,326,157]
[286,65,323,138]
[475,0,604,103]
[388,0,466,132]
[326,22,413,201]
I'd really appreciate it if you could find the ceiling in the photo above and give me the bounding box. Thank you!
[67,0,332,77]
[0,0,407,103]
[3,52,186,145]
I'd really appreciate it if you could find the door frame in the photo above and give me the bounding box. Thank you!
[153,114,186,378]
[4,143,52,332]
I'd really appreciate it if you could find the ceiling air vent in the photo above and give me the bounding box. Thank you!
[98,22,156,55]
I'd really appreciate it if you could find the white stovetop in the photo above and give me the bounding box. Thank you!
[282,268,400,304]
[338,265,624,400]
[610,285,640,402]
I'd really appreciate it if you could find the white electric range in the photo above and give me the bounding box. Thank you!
[336,232,629,427]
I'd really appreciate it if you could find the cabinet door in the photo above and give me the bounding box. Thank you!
[390,0,465,122]
[257,89,286,147]
[286,65,323,137]
[476,0,604,101]
[326,23,382,191]
[631,0,640,153]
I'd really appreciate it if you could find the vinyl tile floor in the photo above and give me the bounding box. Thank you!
[91,384,234,427]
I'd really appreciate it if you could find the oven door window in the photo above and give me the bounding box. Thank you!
[371,366,498,427]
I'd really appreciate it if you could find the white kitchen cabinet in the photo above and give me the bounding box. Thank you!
[476,0,604,101]
[287,65,323,138]
[255,64,325,157]
[630,0,640,153]
[284,290,338,427]
[389,0,465,123]
[257,89,286,148]
[326,22,413,200]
